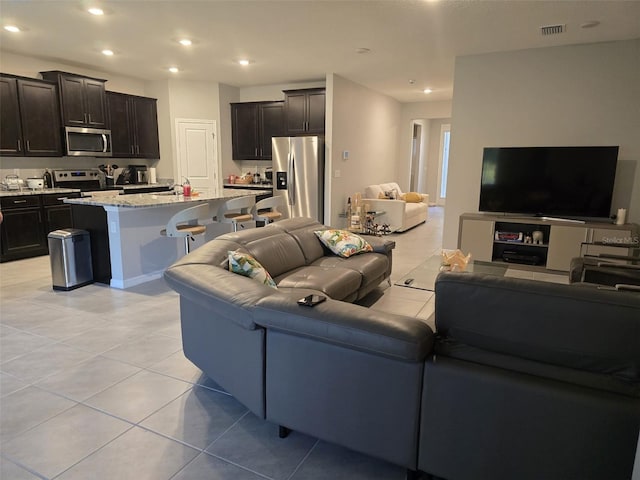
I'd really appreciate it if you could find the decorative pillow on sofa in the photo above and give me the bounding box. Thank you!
[401,192,423,203]
[228,250,277,288]
[378,189,398,200]
[314,230,373,258]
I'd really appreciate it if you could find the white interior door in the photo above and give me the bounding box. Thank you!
[176,119,219,196]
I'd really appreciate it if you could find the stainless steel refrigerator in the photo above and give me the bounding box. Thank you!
[272,136,324,222]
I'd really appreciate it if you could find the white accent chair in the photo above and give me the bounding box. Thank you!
[252,196,284,226]
[161,203,208,255]
[214,195,256,232]
[363,182,429,232]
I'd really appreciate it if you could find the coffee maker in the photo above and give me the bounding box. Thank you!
[117,165,147,184]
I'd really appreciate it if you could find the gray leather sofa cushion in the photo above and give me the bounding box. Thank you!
[254,295,434,362]
[275,266,362,301]
[435,272,640,382]
[311,253,389,290]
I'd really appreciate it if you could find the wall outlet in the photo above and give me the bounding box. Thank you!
[334,170,341,178]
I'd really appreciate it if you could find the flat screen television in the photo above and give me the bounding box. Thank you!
[479,146,619,219]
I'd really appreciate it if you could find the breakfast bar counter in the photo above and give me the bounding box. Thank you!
[66,189,271,289]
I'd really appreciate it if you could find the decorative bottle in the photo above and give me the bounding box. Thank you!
[43,169,52,188]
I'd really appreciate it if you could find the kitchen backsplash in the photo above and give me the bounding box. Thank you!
[0,156,155,182]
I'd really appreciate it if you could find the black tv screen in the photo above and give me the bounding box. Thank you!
[479,146,619,219]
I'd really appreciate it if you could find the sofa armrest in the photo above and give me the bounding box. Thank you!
[164,263,276,330]
[365,235,396,254]
[362,198,407,230]
[254,295,434,362]
[420,193,429,204]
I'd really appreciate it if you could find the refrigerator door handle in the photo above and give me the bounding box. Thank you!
[288,151,295,206]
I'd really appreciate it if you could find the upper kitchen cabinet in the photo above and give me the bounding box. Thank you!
[283,88,325,135]
[231,101,284,160]
[41,71,108,128]
[0,75,62,157]
[107,92,160,159]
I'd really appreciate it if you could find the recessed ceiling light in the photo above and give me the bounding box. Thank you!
[178,39,192,46]
[408,79,416,85]
[355,47,371,54]
[423,88,433,94]
[88,7,104,15]
[101,49,114,56]
[238,59,250,66]
[580,20,600,29]
[4,25,21,33]
[168,67,179,73]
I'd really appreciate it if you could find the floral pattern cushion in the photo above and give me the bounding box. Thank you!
[314,229,373,258]
[228,250,277,288]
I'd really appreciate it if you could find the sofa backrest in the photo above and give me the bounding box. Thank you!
[435,272,640,388]
[364,182,403,199]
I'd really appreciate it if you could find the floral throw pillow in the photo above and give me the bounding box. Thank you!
[228,250,277,289]
[314,230,373,258]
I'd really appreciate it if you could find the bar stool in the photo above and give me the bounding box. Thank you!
[252,196,284,226]
[160,203,208,255]
[214,195,255,232]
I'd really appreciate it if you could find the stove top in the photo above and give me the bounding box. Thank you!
[53,169,103,191]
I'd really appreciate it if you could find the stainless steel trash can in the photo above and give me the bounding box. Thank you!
[48,229,94,291]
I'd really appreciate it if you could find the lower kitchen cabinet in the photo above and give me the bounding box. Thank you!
[1,195,48,262]
[0,192,80,262]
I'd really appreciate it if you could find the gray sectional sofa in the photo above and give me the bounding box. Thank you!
[163,217,435,473]
[164,217,640,480]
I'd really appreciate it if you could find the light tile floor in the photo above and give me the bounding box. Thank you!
[0,209,444,480]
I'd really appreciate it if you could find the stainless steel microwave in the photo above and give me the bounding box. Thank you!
[64,127,112,157]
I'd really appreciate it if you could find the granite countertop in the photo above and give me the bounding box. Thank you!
[223,183,274,189]
[0,188,80,197]
[119,183,172,191]
[64,189,272,209]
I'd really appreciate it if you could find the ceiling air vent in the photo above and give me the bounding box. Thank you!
[540,24,565,36]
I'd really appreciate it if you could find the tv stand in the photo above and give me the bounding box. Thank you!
[458,213,638,272]
[539,216,585,224]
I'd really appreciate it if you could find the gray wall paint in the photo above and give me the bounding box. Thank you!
[443,39,640,248]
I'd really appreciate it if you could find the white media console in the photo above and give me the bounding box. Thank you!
[458,213,639,272]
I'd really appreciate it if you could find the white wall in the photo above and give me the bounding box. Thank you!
[0,51,146,95]
[326,74,402,227]
[239,81,325,102]
[443,39,640,248]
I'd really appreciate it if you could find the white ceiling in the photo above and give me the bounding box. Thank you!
[1,0,639,103]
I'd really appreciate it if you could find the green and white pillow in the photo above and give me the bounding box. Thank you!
[314,229,373,258]
[228,250,277,288]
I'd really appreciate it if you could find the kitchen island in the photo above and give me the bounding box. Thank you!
[66,189,270,289]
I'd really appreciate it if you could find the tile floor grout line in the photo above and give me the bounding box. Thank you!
[285,438,320,480]
[203,450,276,480]
[1,451,50,480]
[202,409,251,451]
[49,424,137,480]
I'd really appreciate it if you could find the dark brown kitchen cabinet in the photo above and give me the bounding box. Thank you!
[41,71,108,128]
[0,192,80,262]
[283,88,325,135]
[0,195,48,262]
[0,75,62,156]
[42,192,79,234]
[107,92,160,158]
[231,101,284,160]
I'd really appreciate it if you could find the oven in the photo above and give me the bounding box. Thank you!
[53,169,122,197]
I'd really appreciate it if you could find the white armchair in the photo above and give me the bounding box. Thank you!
[362,182,429,232]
